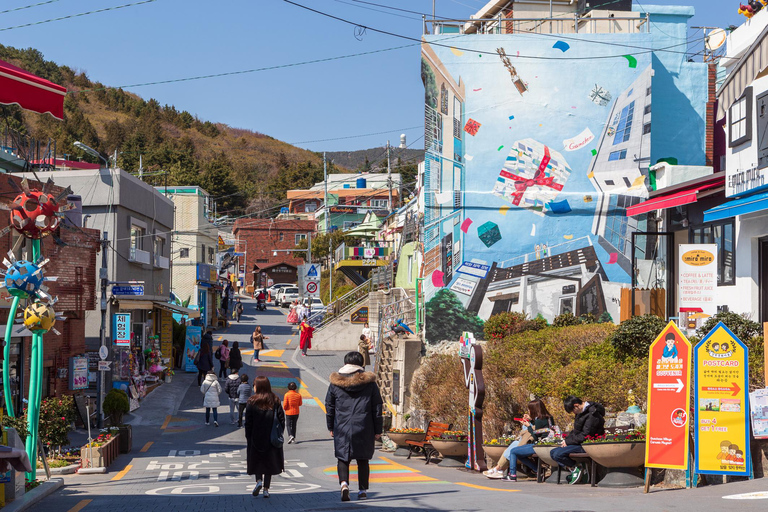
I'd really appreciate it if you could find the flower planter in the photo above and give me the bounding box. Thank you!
[80,434,120,469]
[164,375,172,384]
[386,432,426,457]
[582,442,645,488]
[431,439,468,468]
[483,444,509,465]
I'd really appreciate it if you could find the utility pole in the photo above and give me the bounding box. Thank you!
[387,140,392,214]
[97,232,108,429]
[324,152,333,302]
[138,154,143,180]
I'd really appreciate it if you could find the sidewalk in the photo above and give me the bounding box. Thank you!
[124,370,196,426]
[292,349,348,386]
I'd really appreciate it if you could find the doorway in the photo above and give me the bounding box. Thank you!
[759,237,768,323]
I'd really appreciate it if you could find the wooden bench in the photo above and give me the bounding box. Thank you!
[406,421,451,465]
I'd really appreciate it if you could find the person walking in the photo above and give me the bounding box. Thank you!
[216,339,230,379]
[201,370,222,427]
[235,298,244,322]
[358,335,372,367]
[244,376,285,499]
[224,367,241,425]
[229,341,243,375]
[237,374,253,427]
[326,351,383,501]
[251,326,269,363]
[283,381,303,444]
[550,396,605,484]
[299,317,313,357]
[195,331,214,386]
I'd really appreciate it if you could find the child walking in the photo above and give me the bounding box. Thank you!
[237,374,253,427]
[283,381,303,444]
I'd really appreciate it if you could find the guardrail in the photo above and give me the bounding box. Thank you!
[308,278,373,331]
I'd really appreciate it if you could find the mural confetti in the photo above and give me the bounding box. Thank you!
[431,270,445,288]
[497,145,504,151]
[464,118,482,136]
[530,224,536,236]
[607,252,619,264]
[450,47,465,56]
[564,234,574,240]
[473,88,482,92]
[547,199,572,214]
[508,115,515,120]
[464,154,474,161]
[435,191,453,205]
[589,84,612,106]
[477,221,502,248]
[461,218,473,233]
[553,41,570,52]
[583,195,593,203]
[591,149,597,156]
[622,55,638,68]
[499,205,510,216]
[492,139,571,217]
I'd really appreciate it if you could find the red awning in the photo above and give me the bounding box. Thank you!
[626,177,724,217]
[0,59,66,119]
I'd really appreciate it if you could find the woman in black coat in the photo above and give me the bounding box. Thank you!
[325,351,383,502]
[244,376,285,499]
[228,341,243,374]
[195,331,214,386]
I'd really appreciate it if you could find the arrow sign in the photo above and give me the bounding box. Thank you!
[98,360,112,371]
[700,382,741,396]
[653,379,685,393]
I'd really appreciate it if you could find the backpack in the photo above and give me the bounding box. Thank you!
[214,346,222,360]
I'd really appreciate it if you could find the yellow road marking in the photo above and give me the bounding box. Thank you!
[67,499,92,512]
[260,349,285,358]
[111,465,133,481]
[454,482,520,492]
[314,396,327,413]
[286,339,291,346]
[140,442,153,452]
[160,415,172,430]
[217,336,223,341]
[379,456,422,473]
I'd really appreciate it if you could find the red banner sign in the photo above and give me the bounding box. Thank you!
[645,321,692,470]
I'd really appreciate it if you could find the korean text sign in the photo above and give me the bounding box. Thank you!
[645,321,691,469]
[113,313,130,346]
[694,322,751,476]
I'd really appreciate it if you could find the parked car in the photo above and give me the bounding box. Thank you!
[278,287,299,307]
[268,283,294,305]
[308,297,325,316]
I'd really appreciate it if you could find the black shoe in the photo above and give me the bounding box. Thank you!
[358,490,367,500]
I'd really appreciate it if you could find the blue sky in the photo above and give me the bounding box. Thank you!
[0,0,744,151]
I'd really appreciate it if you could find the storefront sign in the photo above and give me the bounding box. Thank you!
[749,388,768,439]
[726,164,767,197]
[330,206,357,214]
[159,309,173,359]
[645,321,691,470]
[113,313,131,346]
[457,261,490,279]
[678,244,717,328]
[694,322,751,476]
[451,277,477,296]
[184,325,203,372]
[69,356,89,390]
[112,285,144,296]
[350,306,369,324]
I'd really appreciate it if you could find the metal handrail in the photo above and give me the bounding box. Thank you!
[310,278,373,331]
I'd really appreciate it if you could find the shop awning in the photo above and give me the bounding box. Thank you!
[153,301,201,319]
[626,177,725,217]
[703,190,768,223]
[0,59,66,119]
[115,299,155,310]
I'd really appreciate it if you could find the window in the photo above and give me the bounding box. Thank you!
[295,233,307,244]
[689,220,735,285]
[626,88,633,97]
[646,86,651,96]
[208,246,214,264]
[453,97,462,139]
[757,90,768,168]
[608,150,627,161]
[623,177,632,187]
[130,225,145,250]
[154,236,164,257]
[440,84,448,115]
[729,88,752,147]
[407,254,413,283]
[304,202,317,213]
[644,104,651,115]
[371,199,389,208]
[613,101,635,145]
[179,248,189,258]
[560,297,574,315]
[278,233,284,242]
[201,244,206,262]
[604,179,615,186]
[643,123,651,135]
[256,258,269,263]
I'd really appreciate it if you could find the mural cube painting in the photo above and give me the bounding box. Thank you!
[420,6,708,342]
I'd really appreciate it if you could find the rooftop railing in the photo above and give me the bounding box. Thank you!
[424,13,649,36]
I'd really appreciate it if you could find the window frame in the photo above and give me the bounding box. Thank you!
[608,149,627,161]
[729,88,752,148]
[179,247,189,259]
[612,101,635,145]
[295,233,307,245]
[688,219,736,286]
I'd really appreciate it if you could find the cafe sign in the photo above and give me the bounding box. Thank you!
[726,164,767,197]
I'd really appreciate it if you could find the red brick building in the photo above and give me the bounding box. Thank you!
[0,176,99,402]
[233,218,316,288]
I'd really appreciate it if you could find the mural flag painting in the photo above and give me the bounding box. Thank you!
[694,322,752,478]
[645,321,691,472]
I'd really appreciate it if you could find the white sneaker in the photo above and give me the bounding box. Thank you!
[263,488,269,498]
[214,421,219,427]
[205,422,210,425]
[288,436,295,444]
[341,482,350,502]
[483,468,503,479]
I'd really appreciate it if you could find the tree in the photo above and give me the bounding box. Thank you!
[425,289,484,343]
[293,231,361,261]
[199,152,242,213]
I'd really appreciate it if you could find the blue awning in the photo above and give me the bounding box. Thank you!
[703,190,768,223]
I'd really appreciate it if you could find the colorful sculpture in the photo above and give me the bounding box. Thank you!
[739,0,768,18]
[460,332,487,472]
[23,301,57,334]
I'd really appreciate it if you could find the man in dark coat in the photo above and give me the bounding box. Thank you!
[196,330,214,386]
[325,351,383,502]
[550,395,606,484]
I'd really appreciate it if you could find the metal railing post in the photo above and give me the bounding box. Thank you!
[415,277,424,336]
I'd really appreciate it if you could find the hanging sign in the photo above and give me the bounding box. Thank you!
[69,356,89,390]
[645,321,691,469]
[694,322,751,476]
[113,313,131,346]
[184,325,203,373]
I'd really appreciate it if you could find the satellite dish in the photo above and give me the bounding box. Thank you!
[705,28,727,51]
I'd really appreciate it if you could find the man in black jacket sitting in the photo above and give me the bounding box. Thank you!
[550,396,605,484]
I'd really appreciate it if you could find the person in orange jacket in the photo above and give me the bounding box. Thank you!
[283,381,303,444]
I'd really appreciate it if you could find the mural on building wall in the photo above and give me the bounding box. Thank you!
[421,31,706,343]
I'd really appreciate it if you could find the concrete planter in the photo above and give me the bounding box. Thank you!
[49,463,80,475]
[431,439,468,468]
[386,432,425,457]
[80,434,120,469]
[532,446,559,467]
[483,445,509,465]
[582,442,645,487]
[117,425,132,454]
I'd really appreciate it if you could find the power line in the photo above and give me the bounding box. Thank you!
[0,0,158,33]
[289,125,422,145]
[331,0,421,20]
[0,0,64,15]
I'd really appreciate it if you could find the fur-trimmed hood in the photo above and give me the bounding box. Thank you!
[329,371,376,390]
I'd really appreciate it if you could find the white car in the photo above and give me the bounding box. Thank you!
[278,287,299,307]
[308,297,325,316]
[268,283,294,305]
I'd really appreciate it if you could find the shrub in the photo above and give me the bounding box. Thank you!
[411,353,468,431]
[103,389,130,426]
[747,336,765,390]
[695,312,762,342]
[598,311,614,324]
[4,415,29,442]
[609,314,666,359]
[553,312,581,327]
[484,312,542,340]
[39,396,76,449]
[579,313,597,324]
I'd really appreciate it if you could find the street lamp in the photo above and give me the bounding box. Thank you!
[74,141,109,167]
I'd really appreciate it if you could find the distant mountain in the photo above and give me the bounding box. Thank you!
[325,146,424,173]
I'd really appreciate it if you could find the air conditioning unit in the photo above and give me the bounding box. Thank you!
[577,0,633,15]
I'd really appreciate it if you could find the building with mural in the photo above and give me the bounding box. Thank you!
[419,3,710,341]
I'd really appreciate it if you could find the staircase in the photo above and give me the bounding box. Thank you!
[375,335,396,404]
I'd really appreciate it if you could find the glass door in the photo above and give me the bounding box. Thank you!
[631,232,674,320]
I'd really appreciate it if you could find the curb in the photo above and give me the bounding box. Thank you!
[3,478,63,512]
[291,346,330,386]
[49,463,80,475]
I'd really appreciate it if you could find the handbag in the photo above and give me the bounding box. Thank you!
[270,405,284,448]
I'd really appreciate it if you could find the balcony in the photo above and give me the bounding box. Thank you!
[129,247,151,265]
[334,243,391,286]
[154,254,170,269]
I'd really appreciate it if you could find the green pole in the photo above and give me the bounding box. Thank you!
[25,239,43,481]
[3,295,20,417]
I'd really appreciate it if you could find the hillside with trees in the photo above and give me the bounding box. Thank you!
[0,44,344,216]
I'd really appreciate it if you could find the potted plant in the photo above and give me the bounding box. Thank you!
[164,368,174,384]
[483,436,514,465]
[431,431,468,467]
[385,427,426,448]
[581,427,646,487]
[103,389,132,453]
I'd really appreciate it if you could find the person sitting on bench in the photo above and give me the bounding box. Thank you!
[550,396,605,485]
